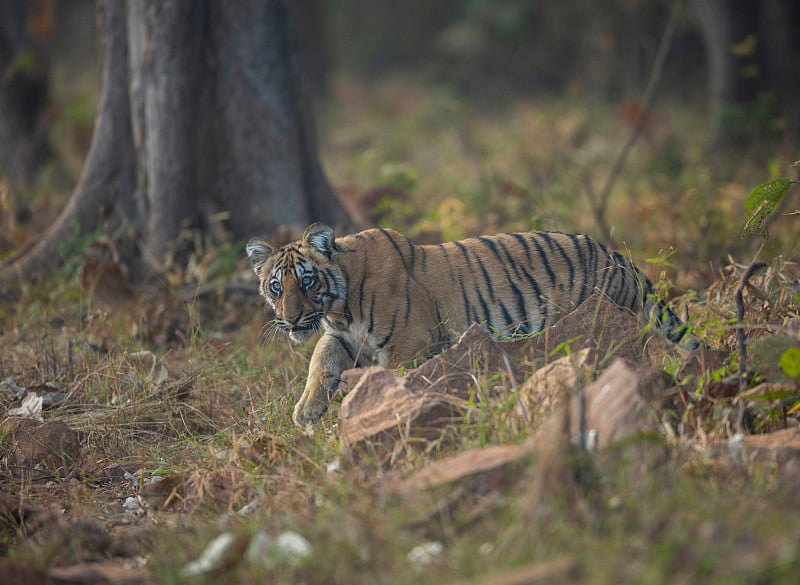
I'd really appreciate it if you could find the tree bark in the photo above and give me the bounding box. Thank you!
[1,0,350,287]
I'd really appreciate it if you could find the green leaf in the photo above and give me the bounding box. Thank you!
[742,178,792,238]
[780,346,800,379]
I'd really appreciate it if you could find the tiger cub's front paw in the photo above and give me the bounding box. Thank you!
[292,397,328,428]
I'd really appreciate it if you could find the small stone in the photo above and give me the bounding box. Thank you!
[407,541,443,567]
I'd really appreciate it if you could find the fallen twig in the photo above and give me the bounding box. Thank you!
[587,0,681,243]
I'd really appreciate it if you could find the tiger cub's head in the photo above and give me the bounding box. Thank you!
[246,223,346,343]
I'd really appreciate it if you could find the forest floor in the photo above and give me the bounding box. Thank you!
[1,75,799,584]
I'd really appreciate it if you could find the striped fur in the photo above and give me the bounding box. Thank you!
[247,223,696,426]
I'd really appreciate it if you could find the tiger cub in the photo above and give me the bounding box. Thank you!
[247,223,697,427]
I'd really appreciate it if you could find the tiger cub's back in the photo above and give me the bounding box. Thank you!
[412,231,693,346]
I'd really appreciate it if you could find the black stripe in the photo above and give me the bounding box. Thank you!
[357,273,366,321]
[455,241,488,323]
[440,244,471,324]
[333,335,357,366]
[469,243,499,304]
[404,275,412,325]
[419,246,428,272]
[379,229,405,264]
[433,302,446,341]
[337,267,353,322]
[529,235,557,288]
[613,253,634,309]
[540,232,574,293]
[641,276,655,315]
[566,234,589,305]
[511,233,533,264]
[506,234,547,333]
[458,277,477,323]
[586,237,599,294]
[368,291,376,334]
[377,309,398,349]
[479,237,526,333]
[455,242,494,325]
[602,250,618,300]
[475,287,492,326]
[494,239,532,330]
[596,243,611,292]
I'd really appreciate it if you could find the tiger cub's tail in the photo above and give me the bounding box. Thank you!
[640,278,700,350]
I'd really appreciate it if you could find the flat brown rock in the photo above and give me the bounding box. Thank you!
[444,555,578,585]
[505,294,665,371]
[339,366,470,456]
[568,358,660,450]
[519,349,591,422]
[388,441,535,496]
[48,561,147,585]
[406,324,514,399]
[0,558,48,585]
[743,427,800,467]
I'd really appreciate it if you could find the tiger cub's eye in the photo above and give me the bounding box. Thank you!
[268,279,282,296]
[301,275,316,288]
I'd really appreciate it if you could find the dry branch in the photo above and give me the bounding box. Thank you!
[586,0,681,243]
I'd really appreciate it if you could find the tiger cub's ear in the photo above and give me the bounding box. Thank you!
[302,223,338,259]
[246,238,273,272]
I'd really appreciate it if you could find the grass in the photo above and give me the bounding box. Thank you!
[1,73,799,583]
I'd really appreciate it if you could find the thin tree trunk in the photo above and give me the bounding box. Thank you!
[2,0,136,286]
[0,0,51,190]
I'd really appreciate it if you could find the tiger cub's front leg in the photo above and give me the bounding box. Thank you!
[293,332,353,427]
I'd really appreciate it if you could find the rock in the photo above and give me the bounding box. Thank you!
[0,558,48,585]
[507,294,665,372]
[715,428,800,476]
[384,441,537,527]
[518,349,591,423]
[443,555,578,585]
[387,441,535,497]
[339,366,470,457]
[339,297,677,458]
[182,532,249,577]
[742,427,800,472]
[0,418,81,477]
[784,317,800,339]
[48,561,147,584]
[568,359,662,451]
[337,367,371,395]
[406,324,516,400]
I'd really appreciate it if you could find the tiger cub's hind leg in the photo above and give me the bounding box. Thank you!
[293,333,354,427]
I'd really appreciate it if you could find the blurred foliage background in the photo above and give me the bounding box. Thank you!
[1,0,798,289]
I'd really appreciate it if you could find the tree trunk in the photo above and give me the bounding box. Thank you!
[691,0,800,146]
[1,0,350,287]
[0,0,51,190]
